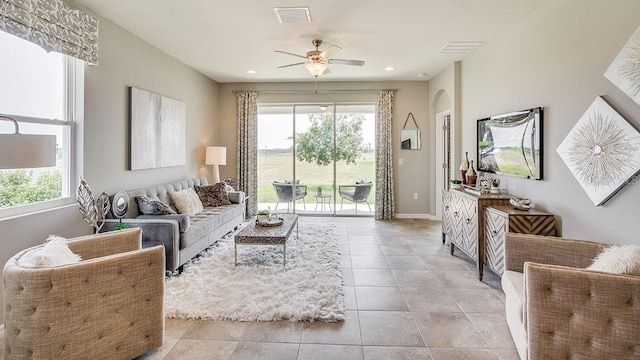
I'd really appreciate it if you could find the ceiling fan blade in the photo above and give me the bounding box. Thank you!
[322,68,331,75]
[328,58,365,66]
[277,62,305,68]
[274,50,307,59]
[320,44,342,58]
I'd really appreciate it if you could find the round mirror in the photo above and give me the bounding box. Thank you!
[111,191,129,219]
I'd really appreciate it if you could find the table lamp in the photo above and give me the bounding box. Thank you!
[205,146,226,183]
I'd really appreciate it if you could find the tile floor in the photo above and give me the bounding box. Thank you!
[138,217,518,360]
[0,217,518,360]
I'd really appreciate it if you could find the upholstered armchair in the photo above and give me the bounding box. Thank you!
[338,183,372,213]
[3,228,165,360]
[502,233,640,360]
[272,181,307,212]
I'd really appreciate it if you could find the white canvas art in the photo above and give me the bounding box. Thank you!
[557,96,640,206]
[129,87,186,170]
[604,25,640,106]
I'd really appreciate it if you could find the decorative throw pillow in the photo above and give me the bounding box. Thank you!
[195,183,232,207]
[17,236,82,268]
[136,195,176,215]
[587,244,640,275]
[170,189,203,216]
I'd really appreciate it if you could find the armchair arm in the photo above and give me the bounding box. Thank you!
[296,185,307,195]
[504,233,606,273]
[525,262,640,359]
[68,228,141,260]
[103,218,180,271]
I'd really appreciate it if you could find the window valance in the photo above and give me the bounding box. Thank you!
[0,0,98,64]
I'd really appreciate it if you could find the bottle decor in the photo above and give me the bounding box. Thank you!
[460,151,470,185]
[466,160,477,187]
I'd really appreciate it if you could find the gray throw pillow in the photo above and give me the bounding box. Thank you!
[136,195,176,215]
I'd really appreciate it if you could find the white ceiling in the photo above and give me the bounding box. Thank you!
[74,0,548,83]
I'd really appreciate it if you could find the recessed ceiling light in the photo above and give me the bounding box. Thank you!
[385,66,395,71]
[246,70,256,74]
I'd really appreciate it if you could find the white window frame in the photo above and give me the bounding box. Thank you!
[0,57,84,219]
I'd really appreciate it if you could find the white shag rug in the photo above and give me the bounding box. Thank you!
[164,223,345,322]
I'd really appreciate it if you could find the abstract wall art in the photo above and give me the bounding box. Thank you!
[604,25,640,106]
[129,87,186,170]
[557,96,640,206]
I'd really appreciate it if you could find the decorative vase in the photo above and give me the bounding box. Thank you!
[460,152,470,185]
[466,160,477,187]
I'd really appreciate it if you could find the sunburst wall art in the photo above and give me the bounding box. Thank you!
[604,25,640,106]
[557,96,640,206]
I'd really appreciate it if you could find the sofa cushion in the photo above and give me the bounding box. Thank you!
[180,204,244,249]
[502,270,525,325]
[136,195,176,215]
[195,183,231,207]
[502,270,528,360]
[170,188,204,216]
[17,236,82,268]
[587,244,640,275]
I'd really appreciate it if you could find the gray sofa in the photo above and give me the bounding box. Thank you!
[102,177,245,272]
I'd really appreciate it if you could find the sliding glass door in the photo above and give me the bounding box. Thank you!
[257,103,375,216]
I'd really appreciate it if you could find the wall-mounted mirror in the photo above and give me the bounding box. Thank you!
[401,129,421,150]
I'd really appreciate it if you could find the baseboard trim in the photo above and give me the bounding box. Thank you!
[395,213,438,220]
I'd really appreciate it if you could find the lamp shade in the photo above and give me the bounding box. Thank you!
[0,134,57,169]
[205,146,226,165]
[305,61,328,77]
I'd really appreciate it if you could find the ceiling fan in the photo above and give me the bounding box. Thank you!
[275,39,365,78]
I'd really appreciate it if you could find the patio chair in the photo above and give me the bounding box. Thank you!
[338,182,372,213]
[272,181,307,212]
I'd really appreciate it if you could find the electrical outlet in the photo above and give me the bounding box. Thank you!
[399,158,403,165]
[413,192,418,200]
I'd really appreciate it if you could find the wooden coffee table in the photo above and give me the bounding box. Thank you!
[234,214,299,266]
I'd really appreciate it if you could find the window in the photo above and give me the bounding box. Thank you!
[0,30,82,217]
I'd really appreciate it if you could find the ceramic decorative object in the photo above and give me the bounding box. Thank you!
[510,198,532,211]
[465,160,477,187]
[460,152,470,185]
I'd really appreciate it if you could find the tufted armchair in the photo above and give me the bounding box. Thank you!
[502,233,640,360]
[3,228,165,360]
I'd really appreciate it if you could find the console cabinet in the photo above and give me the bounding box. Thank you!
[442,189,511,280]
[484,205,556,275]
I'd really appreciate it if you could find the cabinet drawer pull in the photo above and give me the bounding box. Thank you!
[465,218,471,224]
[492,230,498,236]
[453,211,459,217]
[445,206,449,210]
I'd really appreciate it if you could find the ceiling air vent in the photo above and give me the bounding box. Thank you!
[274,7,311,24]
[439,42,483,54]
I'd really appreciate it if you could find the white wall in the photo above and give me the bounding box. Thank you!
[455,0,640,242]
[0,8,220,320]
[216,81,430,217]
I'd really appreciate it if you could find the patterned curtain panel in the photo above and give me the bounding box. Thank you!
[0,0,99,64]
[375,90,395,220]
[236,91,258,217]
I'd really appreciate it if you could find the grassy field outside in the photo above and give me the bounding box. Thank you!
[257,151,375,204]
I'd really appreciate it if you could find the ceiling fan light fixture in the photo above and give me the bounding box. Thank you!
[305,61,328,77]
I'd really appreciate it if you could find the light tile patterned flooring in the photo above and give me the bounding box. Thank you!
[138,217,518,360]
[0,217,517,359]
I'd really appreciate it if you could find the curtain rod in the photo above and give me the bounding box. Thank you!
[231,89,398,94]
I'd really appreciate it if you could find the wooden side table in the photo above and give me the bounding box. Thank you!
[484,205,556,275]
